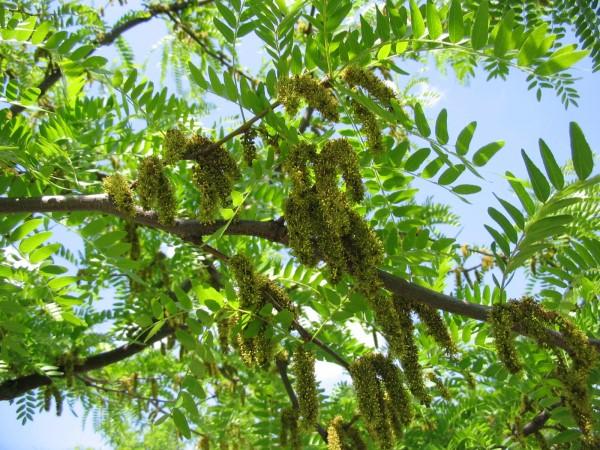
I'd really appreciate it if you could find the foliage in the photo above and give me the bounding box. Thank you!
[0,0,598,449]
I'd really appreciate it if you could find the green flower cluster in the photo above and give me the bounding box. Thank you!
[367,294,456,404]
[490,297,598,447]
[103,173,135,216]
[189,135,240,221]
[341,66,397,105]
[241,128,258,166]
[217,315,230,354]
[230,254,273,367]
[280,407,300,450]
[277,75,339,122]
[292,346,319,427]
[162,130,240,221]
[410,301,457,355]
[341,66,397,154]
[389,299,431,405]
[326,416,367,450]
[43,385,62,416]
[230,254,294,367]
[136,156,177,225]
[284,139,383,286]
[427,372,451,400]
[163,129,188,165]
[349,353,412,450]
[349,100,383,153]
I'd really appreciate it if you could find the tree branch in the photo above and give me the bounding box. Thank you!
[522,404,559,436]
[163,10,259,86]
[0,194,598,356]
[0,324,174,401]
[9,0,206,116]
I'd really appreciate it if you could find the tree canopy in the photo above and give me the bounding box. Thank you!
[0,0,599,448]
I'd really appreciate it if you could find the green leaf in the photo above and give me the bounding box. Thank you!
[409,0,425,39]
[525,215,572,237]
[426,1,443,39]
[404,148,431,171]
[275,309,294,329]
[421,157,444,178]
[517,24,550,67]
[549,430,581,445]
[521,149,550,202]
[538,139,564,190]
[506,171,535,216]
[215,1,237,28]
[377,43,392,60]
[448,0,464,43]
[213,18,234,42]
[485,225,511,255]
[438,164,465,185]
[94,231,127,249]
[29,243,60,263]
[471,0,489,50]
[494,11,514,57]
[176,330,197,350]
[31,21,52,45]
[171,408,191,439]
[48,276,77,292]
[452,184,481,195]
[435,108,449,144]
[44,31,67,49]
[569,122,593,181]
[188,62,208,90]
[488,207,518,243]
[535,46,588,76]
[11,218,43,241]
[472,141,504,166]
[19,231,52,254]
[83,56,107,68]
[456,121,477,155]
[413,103,431,137]
[495,195,525,230]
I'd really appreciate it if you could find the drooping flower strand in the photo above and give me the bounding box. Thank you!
[348,99,383,153]
[189,134,240,221]
[326,416,367,450]
[103,173,135,216]
[341,66,397,106]
[283,139,383,286]
[392,298,431,405]
[136,156,177,225]
[280,407,301,450]
[241,128,258,166]
[162,130,240,221]
[291,346,319,427]
[277,74,339,122]
[229,254,295,368]
[490,297,598,446]
[349,354,412,449]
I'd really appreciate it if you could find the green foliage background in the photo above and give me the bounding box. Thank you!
[0,0,599,448]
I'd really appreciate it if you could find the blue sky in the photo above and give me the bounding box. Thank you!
[1,1,599,448]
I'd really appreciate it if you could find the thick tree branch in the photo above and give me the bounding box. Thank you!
[0,194,598,355]
[9,0,205,116]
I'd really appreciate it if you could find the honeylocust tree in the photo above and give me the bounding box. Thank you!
[0,0,599,449]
